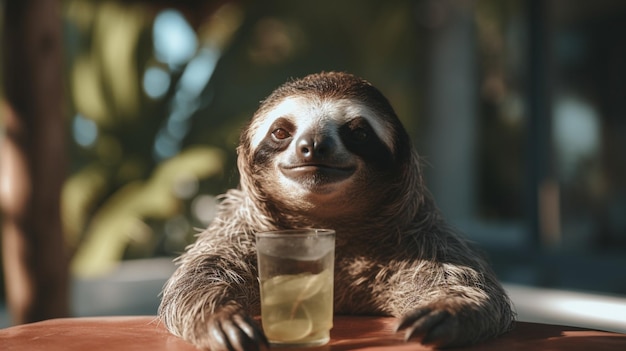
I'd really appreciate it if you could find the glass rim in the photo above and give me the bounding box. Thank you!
[255,228,335,238]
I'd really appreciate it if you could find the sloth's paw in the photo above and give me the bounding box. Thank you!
[395,302,470,348]
[198,304,268,351]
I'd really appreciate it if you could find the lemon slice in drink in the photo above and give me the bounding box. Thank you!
[262,271,327,306]
[266,318,313,342]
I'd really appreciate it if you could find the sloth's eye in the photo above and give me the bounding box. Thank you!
[272,128,291,140]
[351,128,369,142]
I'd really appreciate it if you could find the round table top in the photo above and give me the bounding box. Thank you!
[2,315,625,351]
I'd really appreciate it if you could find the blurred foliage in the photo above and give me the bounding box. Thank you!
[69,147,226,276]
[62,0,243,276]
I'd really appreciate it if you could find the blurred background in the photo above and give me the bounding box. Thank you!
[1,0,625,333]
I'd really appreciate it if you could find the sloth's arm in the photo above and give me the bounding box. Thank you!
[158,234,266,350]
[389,235,515,347]
[396,266,514,347]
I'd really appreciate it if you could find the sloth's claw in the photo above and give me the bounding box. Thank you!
[395,307,431,332]
[396,306,460,348]
[205,305,268,351]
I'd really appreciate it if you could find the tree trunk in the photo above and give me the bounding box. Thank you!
[1,0,69,324]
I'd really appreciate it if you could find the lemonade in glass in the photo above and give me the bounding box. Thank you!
[256,229,335,347]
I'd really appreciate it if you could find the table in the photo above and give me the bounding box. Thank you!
[2,316,625,351]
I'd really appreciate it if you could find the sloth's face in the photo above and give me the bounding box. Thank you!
[247,96,398,216]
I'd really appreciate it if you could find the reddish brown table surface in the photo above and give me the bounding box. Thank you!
[1,316,625,351]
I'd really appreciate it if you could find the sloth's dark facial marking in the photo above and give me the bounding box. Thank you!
[339,117,394,171]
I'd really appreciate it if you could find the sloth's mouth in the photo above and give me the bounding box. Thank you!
[281,164,356,186]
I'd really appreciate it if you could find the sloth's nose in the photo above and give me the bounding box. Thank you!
[296,134,333,161]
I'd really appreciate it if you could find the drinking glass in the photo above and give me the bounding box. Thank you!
[256,229,335,347]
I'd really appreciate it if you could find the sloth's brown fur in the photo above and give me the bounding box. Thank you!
[159,72,515,349]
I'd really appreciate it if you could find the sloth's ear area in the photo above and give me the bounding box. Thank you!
[339,117,394,170]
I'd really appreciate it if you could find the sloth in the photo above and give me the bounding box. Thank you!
[159,72,515,350]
